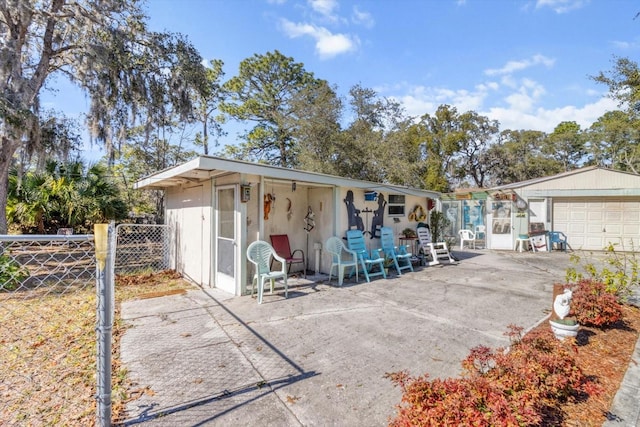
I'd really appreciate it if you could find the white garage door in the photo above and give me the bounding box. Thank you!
[553,197,640,251]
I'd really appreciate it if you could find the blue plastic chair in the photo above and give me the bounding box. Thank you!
[548,231,568,251]
[346,230,386,282]
[380,227,413,275]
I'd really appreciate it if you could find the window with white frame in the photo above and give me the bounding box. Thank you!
[388,194,405,216]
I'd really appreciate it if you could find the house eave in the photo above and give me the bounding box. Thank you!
[134,156,441,199]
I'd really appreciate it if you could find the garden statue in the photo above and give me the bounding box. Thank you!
[549,288,579,340]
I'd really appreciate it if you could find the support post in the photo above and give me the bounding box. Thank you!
[95,223,115,426]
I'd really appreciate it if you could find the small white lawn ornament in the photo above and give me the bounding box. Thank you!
[553,288,572,320]
[549,288,579,340]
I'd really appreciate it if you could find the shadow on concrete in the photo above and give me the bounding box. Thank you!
[122,371,317,426]
[120,291,319,425]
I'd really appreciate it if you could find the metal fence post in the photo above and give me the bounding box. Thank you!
[95,223,115,426]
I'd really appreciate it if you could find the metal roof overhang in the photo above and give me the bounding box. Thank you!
[134,156,441,200]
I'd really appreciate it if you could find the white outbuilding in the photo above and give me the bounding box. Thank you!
[135,156,440,295]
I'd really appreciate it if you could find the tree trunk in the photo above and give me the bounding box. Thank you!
[0,140,16,234]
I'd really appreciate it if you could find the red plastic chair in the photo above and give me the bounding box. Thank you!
[269,234,306,278]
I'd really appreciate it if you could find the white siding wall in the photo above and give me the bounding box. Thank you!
[165,181,212,286]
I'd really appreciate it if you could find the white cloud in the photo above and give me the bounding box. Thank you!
[476,81,500,92]
[385,78,617,134]
[484,96,617,132]
[535,0,587,14]
[485,54,555,76]
[352,6,374,28]
[308,0,339,19]
[611,39,640,50]
[392,85,490,118]
[280,19,359,58]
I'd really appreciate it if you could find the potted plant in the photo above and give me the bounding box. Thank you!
[401,228,416,238]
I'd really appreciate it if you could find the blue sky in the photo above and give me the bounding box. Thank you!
[45,0,640,158]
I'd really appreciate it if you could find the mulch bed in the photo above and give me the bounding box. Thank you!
[536,304,640,426]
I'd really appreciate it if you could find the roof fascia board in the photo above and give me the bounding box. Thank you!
[519,188,640,197]
[489,166,601,191]
[136,156,441,199]
[133,157,203,189]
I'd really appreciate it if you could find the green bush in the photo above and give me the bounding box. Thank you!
[0,254,30,291]
[565,242,639,301]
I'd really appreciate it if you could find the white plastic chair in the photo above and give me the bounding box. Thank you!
[246,240,288,304]
[417,227,456,266]
[459,229,476,250]
[325,236,358,286]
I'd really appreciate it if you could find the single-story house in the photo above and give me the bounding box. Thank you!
[134,156,440,296]
[485,166,640,251]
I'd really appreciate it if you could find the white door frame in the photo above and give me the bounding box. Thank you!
[215,184,241,295]
[488,200,514,250]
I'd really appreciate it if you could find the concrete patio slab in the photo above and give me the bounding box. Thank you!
[118,249,635,426]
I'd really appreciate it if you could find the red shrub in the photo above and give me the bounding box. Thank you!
[388,327,599,426]
[387,372,537,427]
[570,279,623,327]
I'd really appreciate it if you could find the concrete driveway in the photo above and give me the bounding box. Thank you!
[120,250,573,426]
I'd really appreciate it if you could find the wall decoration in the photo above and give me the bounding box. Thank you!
[286,198,293,221]
[463,200,485,230]
[370,194,386,238]
[264,193,274,220]
[364,191,377,201]
[408,204,427,222]
[442,201,459,237]
[304,206,315,232]
[344,190,364,232]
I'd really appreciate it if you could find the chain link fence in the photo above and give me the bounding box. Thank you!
[0,224,173,425]
[0,234,97,425]
[115,224,171,275]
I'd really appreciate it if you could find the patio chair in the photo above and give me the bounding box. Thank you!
[548,231,568,251]
[346,230,386,282]
[270,234,306,278]
[458,229,476,250]
[325,236,358,286]
[380,227,413,275]
[417,226,456,266]
[246,240,288,304]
